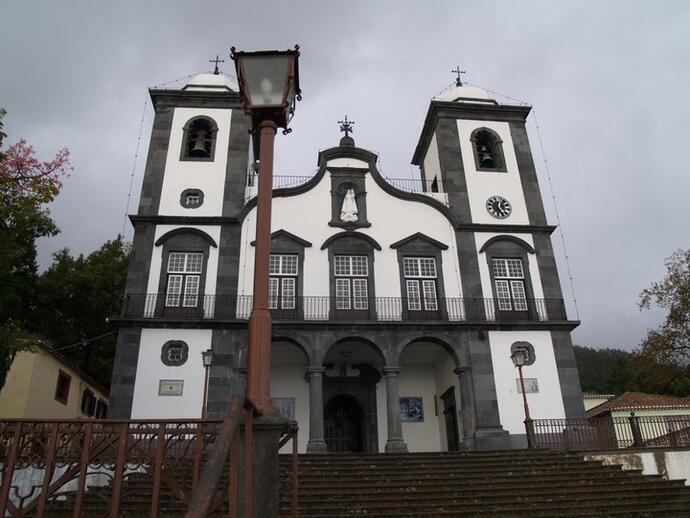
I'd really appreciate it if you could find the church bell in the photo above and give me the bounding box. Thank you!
[190,130,208,156]
[478,146,495,167]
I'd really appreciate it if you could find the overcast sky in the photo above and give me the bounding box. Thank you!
[2,1,688,350]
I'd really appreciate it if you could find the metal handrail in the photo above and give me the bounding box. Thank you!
[278,421,299,518]
[185,395,261,518]
[120,293,569,323]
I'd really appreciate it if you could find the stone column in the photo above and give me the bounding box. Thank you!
[383,368,408,453]
[306,367,327,453]
[454,367,477,445]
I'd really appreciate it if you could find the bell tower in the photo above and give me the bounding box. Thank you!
[109,70,253,418]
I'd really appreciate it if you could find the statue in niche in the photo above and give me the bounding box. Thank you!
[340,188,359,222]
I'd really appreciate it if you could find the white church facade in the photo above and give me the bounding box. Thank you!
[110,71,584,453]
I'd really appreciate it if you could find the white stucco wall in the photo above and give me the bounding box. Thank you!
[457,119,529,225]
[488,331,565,434]
[585,450,690,486]
[131,328,211,418]
[399,366,441,452]
[238,164,462,304]
[433,360,461,449]
[158,107,233,217]
[422,132,443,192]
[271,364,309,454]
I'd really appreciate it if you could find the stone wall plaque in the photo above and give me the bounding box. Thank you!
[159,379,184,396]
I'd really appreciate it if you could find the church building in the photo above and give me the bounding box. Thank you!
[109,70,584,453]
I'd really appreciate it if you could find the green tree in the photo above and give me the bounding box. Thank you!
[30,237,131,388]
[0,108,72,388]
[574,345,637,394]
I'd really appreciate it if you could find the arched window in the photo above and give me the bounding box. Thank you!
[470,128,506,172]
[181,117,218,161]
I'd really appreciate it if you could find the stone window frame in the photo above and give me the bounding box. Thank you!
[480,236,538,319]
[390,233,449,320]
[328,168,371,230]
[180,188,205,209]
[154,228,217,316]
[251,230,312,319]
[161,340,189,366]
[322,232,380,320]
[179,116,219,163]
[470,127,507,173]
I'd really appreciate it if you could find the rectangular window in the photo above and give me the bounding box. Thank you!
[403,257,438,312]
[81,389,96,416]
[334,255,368,310]
[55,370,71,405]
[269,254,298,310]
[165,252,203,308]
[492,258,528,312]
[95,399,108,419]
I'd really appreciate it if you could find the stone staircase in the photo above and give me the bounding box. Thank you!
[279,450,690,517]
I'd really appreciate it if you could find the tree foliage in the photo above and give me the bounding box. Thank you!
[30,237,131,387]
[0,108,72,388]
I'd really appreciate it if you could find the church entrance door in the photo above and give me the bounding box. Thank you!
[324,395,365,453]
[441,387,460,451]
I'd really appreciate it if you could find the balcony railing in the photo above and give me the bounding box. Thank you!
[120,294,568,323]
[533,414,690,451]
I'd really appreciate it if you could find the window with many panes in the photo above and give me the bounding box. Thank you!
[165,252,203,307]
[334,255,368,310]
[492,258,527,311]
[269,254,298,309]
[403,257,438,311]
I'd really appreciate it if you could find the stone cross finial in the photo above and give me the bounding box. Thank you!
[452,66,466,87]
[338,115,355,138]
[210,55,225,75]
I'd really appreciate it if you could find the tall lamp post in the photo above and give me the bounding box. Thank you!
[201,348,214,419]
[231,46,301,413]
[511,346,536,448]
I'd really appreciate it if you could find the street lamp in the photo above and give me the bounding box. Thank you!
[511,346,536,448]
[201,348,214,419]
[231,46,301,413]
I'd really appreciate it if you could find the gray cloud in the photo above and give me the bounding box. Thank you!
[2,0,688,350]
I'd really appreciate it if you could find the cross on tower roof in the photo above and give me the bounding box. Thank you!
[338,115,355,138]
[452,66,466,87]
[210,55,225,75]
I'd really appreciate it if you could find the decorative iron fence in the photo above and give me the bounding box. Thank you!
[0,396,299,518]
[533,414,690,451]
[120,294,568,323]
[244,174,445,194]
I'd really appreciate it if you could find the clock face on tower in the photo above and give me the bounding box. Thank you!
[486,196,512,219]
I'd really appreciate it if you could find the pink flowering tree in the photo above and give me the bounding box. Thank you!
[0,108,73,388]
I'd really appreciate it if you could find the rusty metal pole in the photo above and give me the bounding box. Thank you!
[246,119,278,414]
[517,364,535,448]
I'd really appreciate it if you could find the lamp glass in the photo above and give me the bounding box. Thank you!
[511,348,528,367]
[240,55,291,108]
[202,349,214,367]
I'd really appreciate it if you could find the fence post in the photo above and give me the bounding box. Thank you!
[629,412,643,447]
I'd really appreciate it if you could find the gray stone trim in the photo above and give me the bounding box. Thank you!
[532,233,566,301]
[160,340,189,366]
[222,108,252,217]
[320,232,381,251]
[551,330,585,418]
[108,327,142,418]
[509,121,548,226]
[412,102,532,166]
[149,88,242,110]
[180,189,204,209]
[435,118,472,223]
[467,331,507,440]
[179,115,219,162]
[458,223,557,234]
[390,232,448,250]
[328,167,370,230]
[123,224,157,295]
[154,227,218,248]
[250,229,312,248]
[454,231,484,311]
[207,327,248,417]
[130,215,240,225]
[137,106,174,217]
[478,235,535,254]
